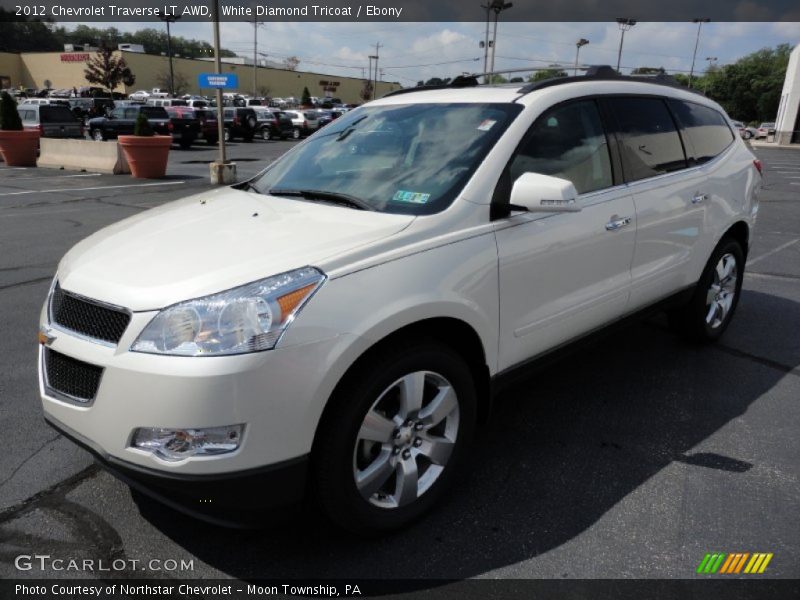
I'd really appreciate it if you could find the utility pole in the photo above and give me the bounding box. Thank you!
[488,2,512,81]
[252,16,264,97]
[367,56,375,98]
[688,18,710,88]
[574,38,589,76]
[615,18,637,73]
[481,2,491,78]
[371,41,382,100]
[158,13,180,97]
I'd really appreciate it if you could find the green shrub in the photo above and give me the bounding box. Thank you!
[133,111,154,136]
[0,91,23,131]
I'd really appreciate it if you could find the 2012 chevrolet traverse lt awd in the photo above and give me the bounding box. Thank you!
[39,69,761,533]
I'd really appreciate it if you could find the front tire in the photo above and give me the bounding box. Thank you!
[312,341,477,534]
[292,127,301,140]
[91,129,105,142]
[669,238,744,342]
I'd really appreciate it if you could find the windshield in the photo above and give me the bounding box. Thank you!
[250,102,522,215]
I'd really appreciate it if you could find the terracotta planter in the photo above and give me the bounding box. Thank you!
[117,135,172,179]
[0,129,40,167]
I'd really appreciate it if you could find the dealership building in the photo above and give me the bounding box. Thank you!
[0,49,401,103]
[776,43,800,145]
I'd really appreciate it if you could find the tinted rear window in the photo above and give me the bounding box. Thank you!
[142,107,168,118]
[607,97,687,182]
[40,106,79,123]
[669,100,734,165]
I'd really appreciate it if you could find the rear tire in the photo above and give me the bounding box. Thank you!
[91,129,105,142]
[669,238,744,342]
[312,340,477,534]
[292,127,301,140]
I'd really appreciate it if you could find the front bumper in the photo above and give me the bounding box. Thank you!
[46,415,308,527]
[39,307,353,476]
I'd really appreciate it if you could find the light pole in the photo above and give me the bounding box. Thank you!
[158,12,180,97]
[488,1,513,81]
[615,18,636,74]
[574,38,589,76]
[688,18,710,88]
[704,56,718,93]
[252,17,264,98]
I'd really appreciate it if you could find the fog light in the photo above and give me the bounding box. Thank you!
[131,425,243,462]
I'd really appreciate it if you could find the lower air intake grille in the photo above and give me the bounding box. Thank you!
[44,348,103,404]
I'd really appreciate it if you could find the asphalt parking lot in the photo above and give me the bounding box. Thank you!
[0,140,798,585]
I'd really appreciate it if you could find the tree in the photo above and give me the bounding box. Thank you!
[487,74,508,84]
[283,56,300,71]
[84,46,135,93]
[359,80,374,102]
[258,85,272,97]
[703,44,791,123]
[509,77,524,83]
[301,86,312,105]
[155,70,189,96]
[0,91,23,131]
[529,68,567,82]
[630,66,666,75]
[423,77,451,86]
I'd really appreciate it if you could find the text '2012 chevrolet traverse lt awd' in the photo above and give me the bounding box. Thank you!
[39,70,761,533]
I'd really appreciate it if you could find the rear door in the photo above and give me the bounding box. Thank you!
[602,96,705,309]
[494,98,636,370]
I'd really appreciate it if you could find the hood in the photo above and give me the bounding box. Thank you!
[58,187,414,311]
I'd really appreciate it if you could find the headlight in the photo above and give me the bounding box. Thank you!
[131,267,325,356]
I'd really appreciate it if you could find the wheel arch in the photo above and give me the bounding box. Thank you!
[722,220,750,259]
[311,316,493,453]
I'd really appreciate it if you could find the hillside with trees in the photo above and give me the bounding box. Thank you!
[0,11,237,59]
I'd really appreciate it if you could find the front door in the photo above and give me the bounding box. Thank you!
[494,99,636,371]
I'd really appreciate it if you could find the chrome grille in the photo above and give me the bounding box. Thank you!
[50,282,130,345]
[43,348,103,404]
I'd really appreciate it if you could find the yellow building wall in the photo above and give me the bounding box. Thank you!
[0,52,23,89]
[14,51,401,102]
[120,52,400,102]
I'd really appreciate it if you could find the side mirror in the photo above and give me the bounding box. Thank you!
[509,172,581,213]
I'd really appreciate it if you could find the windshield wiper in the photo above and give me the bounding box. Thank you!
[335,115,368,141]
[268,188,376,211]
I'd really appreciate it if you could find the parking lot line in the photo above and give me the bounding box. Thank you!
[0,181,186,197]
[746,238,799,267]
[0,173,102,181]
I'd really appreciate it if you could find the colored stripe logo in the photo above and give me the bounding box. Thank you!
[697,552,773,574]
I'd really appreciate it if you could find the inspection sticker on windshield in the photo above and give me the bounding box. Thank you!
[393,190,431,204]
[477,119,497,131]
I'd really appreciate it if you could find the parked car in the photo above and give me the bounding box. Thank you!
[19,104,83,139]
[314,109,335,128]
[731,120,758,140]
[38,72,761,534]
[147,98,189,108]
[283,110,320,139]
[68,97,114,122]
[87,105,171,141]
[128,90,151,101]
[252,106,293,140]
[195,108,219,145]
[755,122,776,139]
[221,107,258,142]
[165,107,202,149]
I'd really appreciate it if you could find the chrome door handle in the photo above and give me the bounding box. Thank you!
[692,193,709,204]
[605,216,632,231]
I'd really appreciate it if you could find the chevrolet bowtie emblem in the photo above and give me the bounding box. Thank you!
[38,327,56,346]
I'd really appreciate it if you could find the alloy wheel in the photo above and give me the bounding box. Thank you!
[352,371,460,509]
[705,253,738,329]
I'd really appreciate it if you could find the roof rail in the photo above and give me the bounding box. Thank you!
[383,65,704,99]
[517,65,705,96]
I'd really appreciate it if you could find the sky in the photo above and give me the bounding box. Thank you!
[69,21,800,85]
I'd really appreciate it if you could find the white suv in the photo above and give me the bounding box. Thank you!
[39,71,761,533]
